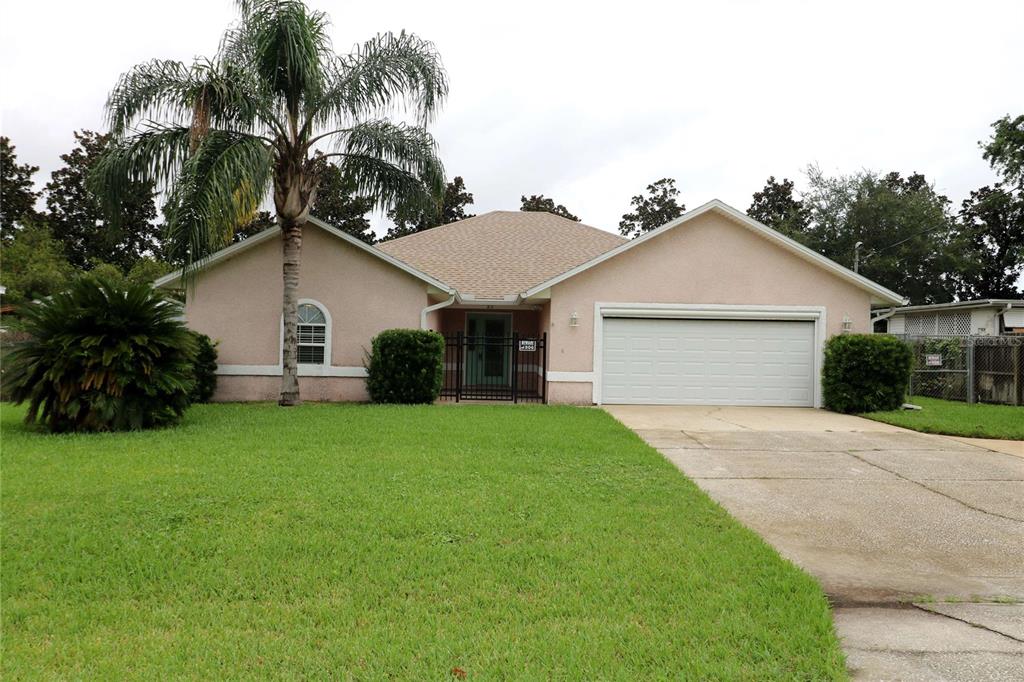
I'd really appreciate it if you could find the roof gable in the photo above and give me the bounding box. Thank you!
[522,199,906,305]
[154,217,454,293]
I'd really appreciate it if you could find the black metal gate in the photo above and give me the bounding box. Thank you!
[440,332,547,403]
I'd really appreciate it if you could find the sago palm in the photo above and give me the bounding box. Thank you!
[90,0,448,405]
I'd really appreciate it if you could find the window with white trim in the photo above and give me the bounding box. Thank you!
[297,303,327,364]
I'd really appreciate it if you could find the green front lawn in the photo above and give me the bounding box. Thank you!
[862,396,1024,440]
[2,403,845,679]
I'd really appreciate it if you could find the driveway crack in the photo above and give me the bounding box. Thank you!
[911,603,1024,644]
[844,451,1024,523]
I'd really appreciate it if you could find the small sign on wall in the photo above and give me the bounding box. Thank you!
[925,354,943,367]
[519,339,537,352]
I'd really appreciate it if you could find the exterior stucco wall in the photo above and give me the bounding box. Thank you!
[215,376,369,402]
[183,226,430,400]
[542,211,873,400]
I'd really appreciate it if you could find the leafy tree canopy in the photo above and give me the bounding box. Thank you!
[1,219,75,304]
[384,175,474,241]
[798,166,960,304]
[982,114,1024,189]
[953,185,1023,299]
[618,178,685,238]
[1,136,41,236]
[46,131,160,271]
[520,194,579,221]
[747,176,807,238]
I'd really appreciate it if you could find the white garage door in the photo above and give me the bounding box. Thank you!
[601,318,815,406]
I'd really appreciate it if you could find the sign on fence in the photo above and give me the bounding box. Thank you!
[518,339,537,352]
[925,354,943,367]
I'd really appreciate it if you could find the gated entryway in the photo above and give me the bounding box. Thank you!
[440,332,547,402]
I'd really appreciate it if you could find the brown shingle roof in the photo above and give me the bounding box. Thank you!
[375,211,627,299]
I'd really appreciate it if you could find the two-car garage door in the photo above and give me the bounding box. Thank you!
[601,318,815,406]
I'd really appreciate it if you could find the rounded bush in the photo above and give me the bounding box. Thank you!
[3,276,197,432]
[822,333,913,413]
[365,329,445,404]
[189,332,219,403]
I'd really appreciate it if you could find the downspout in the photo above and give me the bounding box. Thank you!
[999,302,1013,334]
[420,293,457,329]
[870,308,897,324]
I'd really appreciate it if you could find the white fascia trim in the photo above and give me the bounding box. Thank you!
[154,218,457,296]
[521,199,905,306]
[547,371,595,383]
[154,227,281,288]
[216,364,368,378]
[590,302,827,408]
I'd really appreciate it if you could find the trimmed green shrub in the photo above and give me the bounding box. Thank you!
[189,332,219,403]
[365,329,445,404]
[823,333,913,413]
[2,276,197,432]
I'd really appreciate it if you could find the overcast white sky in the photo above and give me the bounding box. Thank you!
[2,0,1023,238]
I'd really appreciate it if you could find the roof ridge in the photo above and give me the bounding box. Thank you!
[376,209,626,249]
[374,210,500,248]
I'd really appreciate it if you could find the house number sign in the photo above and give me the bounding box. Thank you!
[519,339,537,352]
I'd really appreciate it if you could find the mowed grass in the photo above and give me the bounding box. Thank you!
[2,402,845,679]
[862,396,1024,440]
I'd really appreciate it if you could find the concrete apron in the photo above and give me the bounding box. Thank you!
[604,405,1024,682]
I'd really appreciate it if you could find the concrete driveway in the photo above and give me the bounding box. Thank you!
[605,405,1024,681]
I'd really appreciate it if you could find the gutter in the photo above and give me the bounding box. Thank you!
[420,294,457,329]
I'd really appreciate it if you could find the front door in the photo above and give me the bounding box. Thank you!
[465,313,512,389]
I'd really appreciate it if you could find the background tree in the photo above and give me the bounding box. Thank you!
[46,130,160,271]
[520,194,579,221]
[232,210,278,243]
[618,178,684,238]
[747,176,807,238]
[982,114,1024,189]
[384,175,474,240]
[953,186,1023,298]
[91,0,447,406]
[0,219,75,303]
[799,166,960,304]
[1,137,41,236]
[954,114,1024,298]
[311,165,376,243]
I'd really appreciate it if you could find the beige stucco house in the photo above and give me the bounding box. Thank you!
[156,199,904,406]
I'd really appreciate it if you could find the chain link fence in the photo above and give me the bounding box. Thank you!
[893,334,1024,405]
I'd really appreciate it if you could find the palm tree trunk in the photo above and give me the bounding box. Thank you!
[279,221,303,406]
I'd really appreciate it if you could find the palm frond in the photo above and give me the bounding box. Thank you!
[105,59,198,135]
[90,123,192,197]
[310,32,448,131]
[233,0,333,111]
[163,132,273,279]
[334,121,445,212]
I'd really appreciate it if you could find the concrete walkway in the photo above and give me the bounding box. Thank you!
[605,405,1024,681]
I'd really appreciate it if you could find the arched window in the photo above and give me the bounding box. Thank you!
[297,302,327,365]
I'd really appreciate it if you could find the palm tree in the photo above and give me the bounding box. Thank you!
[90,0,447,405]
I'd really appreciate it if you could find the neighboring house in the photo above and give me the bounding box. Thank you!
[875,299,1024,336]
[156,199,904,406]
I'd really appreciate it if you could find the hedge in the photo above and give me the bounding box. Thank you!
[822,333,913,413]
[365,329,445,404]
[189,332,219,403]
